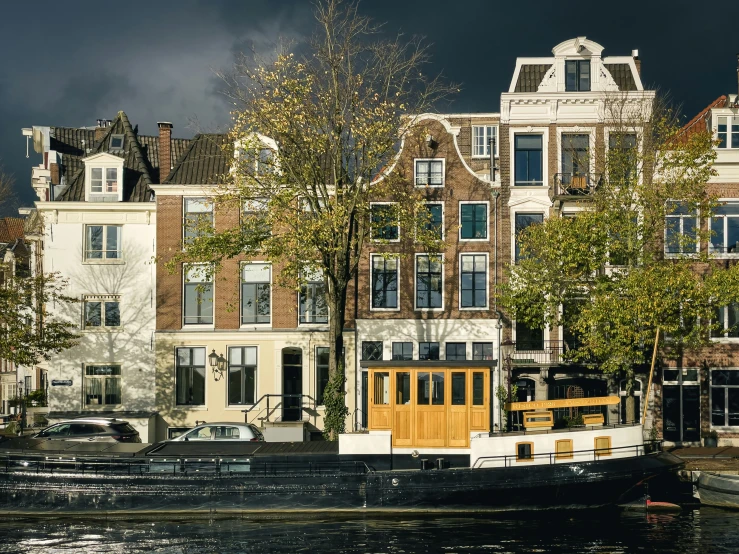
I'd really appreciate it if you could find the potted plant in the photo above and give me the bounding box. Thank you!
[702,430,719,448]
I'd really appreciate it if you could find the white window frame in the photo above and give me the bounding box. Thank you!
[240,262,272,327]
[370,202,400,243]
[83,364,122,407]
[315,346,331,406]
[414,158,445,187]
[84,154,124,201]
[83,224,122,263]
[711,304,739,342]
[174,346,207,409]
[82,294,122,330]
[714,114,739,150]
[370,254,400,312]
[459,253,489,311]
[472,125,499,158]
[709,199,739,257]
[299,268,328,326]
[109,134,125,152]
[557,127,596,182]
[512,211,545,263]
[182,264,214,328]
[421,201,445,242]
[709,368,739,429]
[226,345,258,409]
[664,200,699,257]
[508,127,549,189]
[183,197,214,246]
[414,253,444,312]
[459,201,489,242]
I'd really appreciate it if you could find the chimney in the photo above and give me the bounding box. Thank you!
[158,122,173,183]
[94,118,111,145]
[632,49,641,77]
[50,163,60,186]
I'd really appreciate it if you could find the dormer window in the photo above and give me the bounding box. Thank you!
[109,134,124,152]
[91,168,118,193]
[717,116,739,149]
[565,60,590,92]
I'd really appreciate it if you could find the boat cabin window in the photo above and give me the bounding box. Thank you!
[396,372,411,404]
[595,436,612,456]
[555,439,573,460]
[472,372,485,405]
[452,373,466,405]
[516,442,534,462]
[373,372,390,405]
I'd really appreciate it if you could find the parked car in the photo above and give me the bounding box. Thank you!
[33,418,141,443]
[169,422,264,442]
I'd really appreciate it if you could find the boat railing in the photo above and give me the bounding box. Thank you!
[477,421,642,439]
[471,440,662,469]
[0,454,373,476]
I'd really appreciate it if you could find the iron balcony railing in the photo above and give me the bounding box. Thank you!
[511,340,566,365]
[553,173,602,196]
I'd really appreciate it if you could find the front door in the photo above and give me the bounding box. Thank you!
[282,349,302,422]
[663,385,700,443]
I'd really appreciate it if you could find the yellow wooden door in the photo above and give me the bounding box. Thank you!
[392,371,413,446]
[448,371,469,447]
[369,370,391,430]
[470,370,488,431]
[415,371,446,447]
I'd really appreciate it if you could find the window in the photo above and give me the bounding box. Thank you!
[176,347,206,406]
[416,254,442,309]
[392,342,413,361]
[422,203,444,240]
[516,320,544,351]
[243,198,270,236]
[515,213,543,262]
[299,270,327,324]
[712,304,739,339]
[419,342,439,361]
[594,436,612,456]
[83,297,120,329]
[608,133,637,183]
[316,347,330,405]
[85,225,121,260]
[460,203,487,240]
[460,254,487,308]
[445,343,466,361]
[565,60,590,92]
[716,116,739,149]
[710,202,739,254]
[516,442,534,461]
[373,372,390,404]
[241,263,271,325]
[90,168,118,194]
[362,341,383,361]
[415,159,444,187]
[472,343,493,361]
[371,204,399,241]
[665,201,698,254]
[371,256,398,309]
[183,198,214,244]
[451,372,466,405]
[561,134,590,185]
[84,365,121,406]
[711,369,739,426]
[417,372,445,405]
[183,265,213,326]
[109,134,124,152]
[514,135,543,185]
[472,125,498,157]
[555,439,574,460]
[228,346,257,406]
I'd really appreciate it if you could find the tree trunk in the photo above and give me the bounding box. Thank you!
[323,278,349,439]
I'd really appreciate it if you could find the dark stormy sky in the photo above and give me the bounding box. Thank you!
[1,0,738,213]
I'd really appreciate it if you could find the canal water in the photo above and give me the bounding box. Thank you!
[0,509,737,553]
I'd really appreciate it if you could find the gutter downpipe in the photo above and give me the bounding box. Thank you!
[490,138,503,431]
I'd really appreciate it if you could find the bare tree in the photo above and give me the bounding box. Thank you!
[0,163,19,218]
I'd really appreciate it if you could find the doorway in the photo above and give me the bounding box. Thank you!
[662,368,700,443]
[282,348,302,422]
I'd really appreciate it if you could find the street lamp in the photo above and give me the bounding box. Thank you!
[208,349,227,381]
[500,339,515,431]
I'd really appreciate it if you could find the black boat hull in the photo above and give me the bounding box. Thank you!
[0,452,683,516]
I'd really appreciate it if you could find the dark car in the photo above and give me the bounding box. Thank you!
[33,418,142,443]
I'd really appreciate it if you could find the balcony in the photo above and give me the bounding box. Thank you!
[553,173,602,197]
[510,340,589,366]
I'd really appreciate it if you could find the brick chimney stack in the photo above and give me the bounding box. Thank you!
[632,49,641,77]
[158,122,173,184]
[94,118,111,145]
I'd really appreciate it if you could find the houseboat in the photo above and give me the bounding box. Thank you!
[0,361,682,517]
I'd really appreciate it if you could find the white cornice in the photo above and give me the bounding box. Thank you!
[34,201,156,212]
[150,185,222,196]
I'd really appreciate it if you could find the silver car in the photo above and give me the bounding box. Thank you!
[33,418,142,443]
[169,422,264,442]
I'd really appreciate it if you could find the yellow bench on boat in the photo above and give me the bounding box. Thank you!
[522,411,554,429]
[582,413,604,425]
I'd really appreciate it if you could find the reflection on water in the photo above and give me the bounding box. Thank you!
[0,509,738,553]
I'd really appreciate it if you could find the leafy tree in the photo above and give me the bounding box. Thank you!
[0,269,79,367]
[170,0,453,438]
[498,94,739,390]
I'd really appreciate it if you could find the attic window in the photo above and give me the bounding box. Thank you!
[565,60,590,92]
[109,134,124,152]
